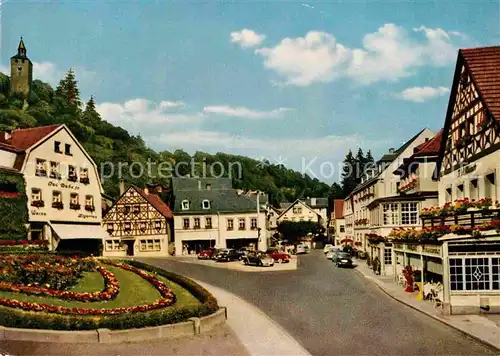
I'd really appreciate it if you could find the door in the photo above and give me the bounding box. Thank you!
[125,240,135,256]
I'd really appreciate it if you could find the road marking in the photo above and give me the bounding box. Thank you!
[194,280,312,356]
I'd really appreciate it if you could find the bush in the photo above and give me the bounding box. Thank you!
[0,260,220,330]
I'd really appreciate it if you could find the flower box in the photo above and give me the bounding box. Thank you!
[67,175,78,182]
[70,203,81,210]
[80,177,90,184]
[85,205,95,212]
[35,169,47,177]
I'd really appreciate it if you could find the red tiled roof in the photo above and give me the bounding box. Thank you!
[135,187,173,219]
[461,46,500,120]
[334,199,344,219]
[8,125,62,150]
[413,130,443,157]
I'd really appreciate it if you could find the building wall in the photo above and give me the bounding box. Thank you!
[103,233,169,257]
[439,153,500,206]
[174,211,268,255]
[334,218,346,246]
[278,201,320,223]
[23,128,102,225]
[0,149,17,168]
[10,57,33,97]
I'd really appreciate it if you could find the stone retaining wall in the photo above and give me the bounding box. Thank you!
[0,307,227,344]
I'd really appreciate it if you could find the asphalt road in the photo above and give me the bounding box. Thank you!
[143,251,498,356]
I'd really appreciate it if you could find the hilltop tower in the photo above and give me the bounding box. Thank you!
[10,37,33,98]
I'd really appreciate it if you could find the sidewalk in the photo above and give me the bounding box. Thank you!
[174,255,298,272]
[354,260,500,351]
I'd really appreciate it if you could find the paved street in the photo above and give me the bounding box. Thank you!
[143,251,497,356]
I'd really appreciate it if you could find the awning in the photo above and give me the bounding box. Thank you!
[50,223,106,240]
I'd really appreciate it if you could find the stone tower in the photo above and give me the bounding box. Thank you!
[10,37,33,98]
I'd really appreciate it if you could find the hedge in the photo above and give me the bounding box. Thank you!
[0,260,219,330]
[0,170,28,241]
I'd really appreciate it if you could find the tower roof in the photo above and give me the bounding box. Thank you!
[12,37,28,59]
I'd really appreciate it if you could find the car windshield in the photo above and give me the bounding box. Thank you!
[339,253,351,258]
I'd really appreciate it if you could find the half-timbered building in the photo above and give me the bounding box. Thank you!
[102,185,173,257]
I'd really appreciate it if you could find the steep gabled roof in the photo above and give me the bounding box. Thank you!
[277,199,321,219]
[171,177,233,192]
[303,197,328,208]
[437,46,500,175]
[173,189,258,214]
[413,130,443,157]
[135,187,173,219]
[460,46,500,120]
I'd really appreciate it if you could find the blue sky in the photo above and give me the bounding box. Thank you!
[1,0,499,183]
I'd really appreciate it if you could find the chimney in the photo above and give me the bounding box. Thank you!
[311,197,316,206]
[425,137,430,142]
[144,187,149,195]
[119,180,125,195]
[389,148,395,153]
[3,132,11,142]
[198,180,201,190]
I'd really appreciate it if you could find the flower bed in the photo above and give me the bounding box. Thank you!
[0,259,218,331]
[0,265,119,302]
[0,257,176,316]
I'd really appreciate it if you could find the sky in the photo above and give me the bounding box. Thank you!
[1,0,499,184]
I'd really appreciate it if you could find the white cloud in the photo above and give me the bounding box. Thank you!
[396,86,450,102]
[96,99,203,131]
[230,29,266,48]
[159,101,184,110]
[203,105,292,119]
[253,23,468,86]
[256,32,351,86]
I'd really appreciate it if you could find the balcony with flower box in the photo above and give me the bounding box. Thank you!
[354,218,369,227]
[420,198,500,230]
[398,177,419,194]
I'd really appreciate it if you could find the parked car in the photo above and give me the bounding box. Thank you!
[236,247,251,260]
[296,244,306,254]
[304,245,311,254]
[325,248,340,260]
[333,252,353,268]
[266,249,290,263]
[198,248,215,260]
[323,244,334,254]
[242,252,274,267]
[211,248,224,260]
[215,249,240,262]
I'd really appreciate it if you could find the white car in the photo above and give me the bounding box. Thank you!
[326,248,340,260]
[323,244,334,254]
[296,244,306,254]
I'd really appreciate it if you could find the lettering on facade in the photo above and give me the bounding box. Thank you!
[78,213,97,220]
[457,163,477,177]
[48,181,80,190]
[423,245,441,255]
[31,210,46,216]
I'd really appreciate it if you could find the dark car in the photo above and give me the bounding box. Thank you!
[333,252,353,268]
[242,251,274,267]
[215,249,240,262]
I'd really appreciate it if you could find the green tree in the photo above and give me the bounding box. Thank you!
[277,221,323,243]
[54,68,82,116]
[341,150,357,196]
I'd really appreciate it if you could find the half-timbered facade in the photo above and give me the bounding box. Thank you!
[102,186,173,257]
[438,46,500,204]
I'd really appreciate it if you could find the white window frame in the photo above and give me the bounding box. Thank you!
[31,188,42,201]
[449,257,500,292]
[202,199,210,209]
[52,191,62,203]
[139,239,161,252]
[105,239,124,251]
[384,248,392,265]
[401,202,418,225]
[181,200,190,210]
[382,203,399,225]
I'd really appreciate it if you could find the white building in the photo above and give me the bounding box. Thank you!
[171,177,269,255]
[0,124,105,251]
[345,128,437,253]
[332,199,346,246]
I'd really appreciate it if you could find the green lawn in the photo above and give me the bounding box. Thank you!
[0,266,200,309]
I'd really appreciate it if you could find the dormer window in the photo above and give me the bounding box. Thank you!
[206,184,211,190]
[181,200,189,210]
[202,200,210,209]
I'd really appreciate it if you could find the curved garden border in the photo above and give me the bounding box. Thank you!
[0,260,225,339]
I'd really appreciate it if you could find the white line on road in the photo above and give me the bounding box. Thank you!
[194,280,312,356]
